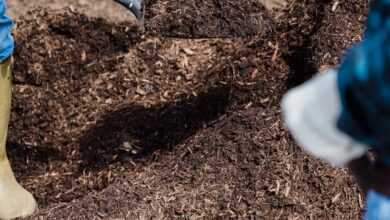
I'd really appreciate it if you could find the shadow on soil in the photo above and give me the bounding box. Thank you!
[78,85,232,171]
[7,143,65,175]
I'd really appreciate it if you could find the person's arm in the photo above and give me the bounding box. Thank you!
[336,0,390,161]
[284,0,390,168]
[283,1,390,219]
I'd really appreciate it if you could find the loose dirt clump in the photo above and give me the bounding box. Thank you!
[6,0,369,219]
[22,107,362,219]
[276,0,368,87]
[7,0,136,22]
[9,7,283,207]
[146,0,273,37]
[13,9,140,86]
[310,0,368,68]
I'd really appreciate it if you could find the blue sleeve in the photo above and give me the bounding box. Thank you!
[0,0,13,62]
[337,0,390,156]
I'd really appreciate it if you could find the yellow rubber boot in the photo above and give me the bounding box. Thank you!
[0,58,37,220]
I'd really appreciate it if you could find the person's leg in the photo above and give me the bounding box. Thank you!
[0,58,36,220]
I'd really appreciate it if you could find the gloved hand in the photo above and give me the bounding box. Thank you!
[282,69,368,167]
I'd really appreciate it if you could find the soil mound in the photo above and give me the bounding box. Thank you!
[5,0,369,219]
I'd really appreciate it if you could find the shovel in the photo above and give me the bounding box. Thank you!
[114,0,145,22]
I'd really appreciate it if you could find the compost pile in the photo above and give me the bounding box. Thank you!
[7,0,368,219]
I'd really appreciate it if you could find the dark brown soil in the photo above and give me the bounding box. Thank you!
[7,0,137,22]
[6,0,369,219]
[145,0,273,37]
